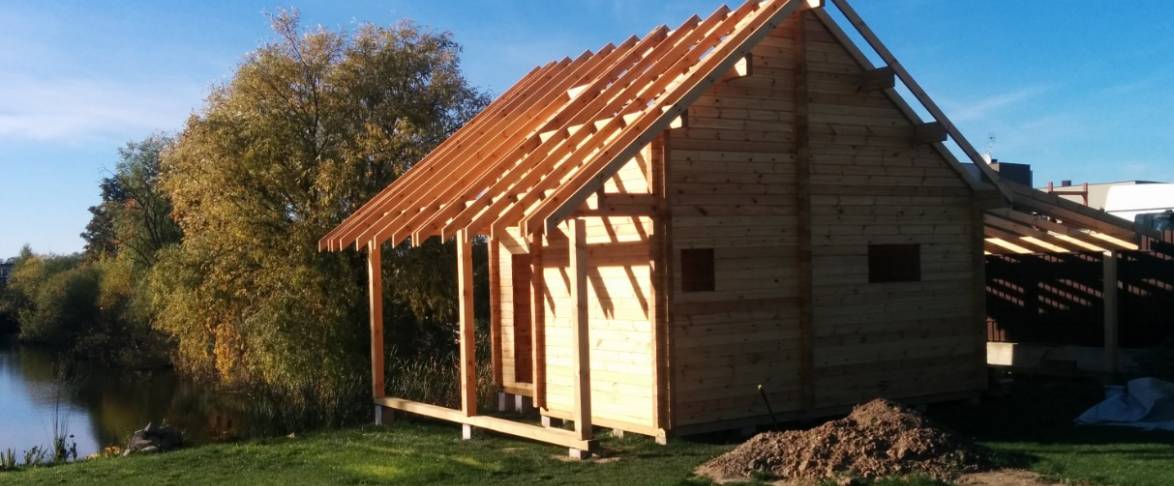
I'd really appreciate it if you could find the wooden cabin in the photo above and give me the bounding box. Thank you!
[320,0,1160,458]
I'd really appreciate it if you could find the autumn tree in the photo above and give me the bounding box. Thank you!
[151,12,487,419]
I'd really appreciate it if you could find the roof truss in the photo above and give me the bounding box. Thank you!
[321,0,819,251]
[982,183,1160,255]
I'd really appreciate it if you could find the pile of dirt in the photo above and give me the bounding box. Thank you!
[697,399,990,482]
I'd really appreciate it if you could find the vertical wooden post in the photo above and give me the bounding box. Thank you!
[529,231,547,409]
[457,230,477,418]
[1103,251,1119,383]
[793,10,815,412]
[568,219,593,444]
[488,237,503,388]
[367,240,385,401]
[649,134,671,439]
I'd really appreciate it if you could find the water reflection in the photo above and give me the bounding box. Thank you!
[0,337,267,458]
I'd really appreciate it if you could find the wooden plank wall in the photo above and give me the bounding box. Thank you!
[499,150,659,430]
[496,237,535,395]
[665,13,985,429]
[666,15,805,427]
[801,13,985,408]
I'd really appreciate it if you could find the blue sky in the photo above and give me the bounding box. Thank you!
[2,0,1173,258]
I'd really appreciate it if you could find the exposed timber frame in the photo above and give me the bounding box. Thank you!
[323,0,1161,459]
[367,225,596,458]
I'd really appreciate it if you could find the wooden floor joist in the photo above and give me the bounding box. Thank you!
[375,397,592,451]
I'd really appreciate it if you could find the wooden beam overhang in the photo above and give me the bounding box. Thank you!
[533,0,815,234]
[478,6,741,239]
[321,62,557,251]
[363,47,622,248]
[982,184,1154,255]
[322,0,847,252]
[912,122,947,144]
[858,66,895,92]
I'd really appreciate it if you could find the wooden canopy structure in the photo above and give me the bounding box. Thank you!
[982,183,1158,256]
[320,0,1160,458]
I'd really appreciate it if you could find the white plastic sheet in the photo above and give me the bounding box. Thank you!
[1076,378,1174,431]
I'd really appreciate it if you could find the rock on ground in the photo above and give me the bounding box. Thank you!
[124,422,183,456]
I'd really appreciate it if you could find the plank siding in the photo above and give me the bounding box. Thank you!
[500,149,658,429]
[665,14,984,429]
[800,14,984,408]
[667,16,805,427]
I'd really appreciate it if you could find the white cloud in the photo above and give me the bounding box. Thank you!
[945,85,1052,123]
[0,74,204,142]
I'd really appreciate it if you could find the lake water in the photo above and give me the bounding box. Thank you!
[0,337,258,459]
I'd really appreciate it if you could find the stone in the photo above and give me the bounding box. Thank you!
[124,422,183,456]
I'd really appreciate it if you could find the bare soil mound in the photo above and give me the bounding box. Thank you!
[697,399,989,482]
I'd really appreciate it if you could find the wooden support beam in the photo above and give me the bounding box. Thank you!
[912,122,947,144]
[859,66,895,92]
[568,218,593,444]
[488,237,503,387]
[1009,183,1141,240]
[572,193,663,217]
[720,54,753,81]
[457,229,477,417]
[1103,252,1119,383]
[529,230,547,409]
[376,397,592,451]
[970,203,989,393]
[987,207,1077,236]
[794,9,815,412]
[367,240,385,400]
[649,134,671,434]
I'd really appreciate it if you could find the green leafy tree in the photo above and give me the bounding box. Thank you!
[151,11,488,419]
[82,135,182,266]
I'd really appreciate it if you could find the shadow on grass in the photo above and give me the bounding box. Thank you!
[920,374,1174,486]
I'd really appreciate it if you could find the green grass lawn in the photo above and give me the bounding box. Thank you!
[981,427,1174,486]
[939,376,1174,486]
[3,377,1173,485]
[0,421,729,486]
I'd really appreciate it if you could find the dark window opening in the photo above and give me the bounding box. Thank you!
[868,244,921,283]
[681,248,715,292]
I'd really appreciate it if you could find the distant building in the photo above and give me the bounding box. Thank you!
[0,261,13,286]
[987,161,1174,237]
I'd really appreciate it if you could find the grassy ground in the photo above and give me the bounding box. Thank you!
[939,375,1174,486]
[0,421,729,486]
[2,376,1172,485]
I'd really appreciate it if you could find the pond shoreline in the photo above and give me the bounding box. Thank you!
[0,337,277,460]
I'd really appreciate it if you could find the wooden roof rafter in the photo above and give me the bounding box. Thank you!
[982,183,1155,255]
[321,0,829,252]
[473,3,752,240]
[364,40,643,247]
[351,47,622,249]
[319,60,563,251]
[527,0,817,235]
[411,22,686,244]
[433,4,738,241]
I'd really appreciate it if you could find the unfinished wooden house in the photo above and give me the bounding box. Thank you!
[320,0,1161,457]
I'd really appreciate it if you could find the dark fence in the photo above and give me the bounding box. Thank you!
[986,240,1174,347]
